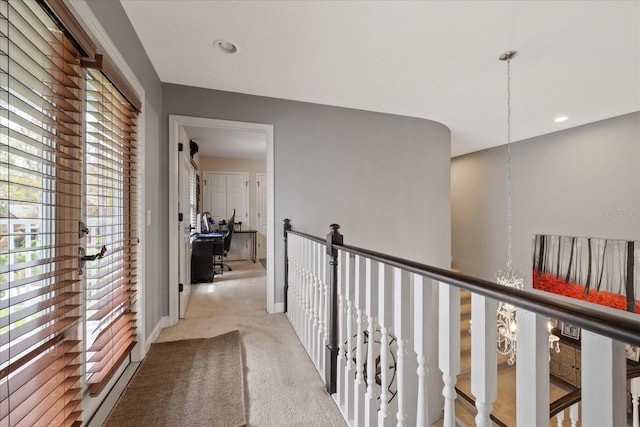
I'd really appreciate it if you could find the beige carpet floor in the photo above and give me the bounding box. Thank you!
[157,260,346,426]
[104,331,245,427]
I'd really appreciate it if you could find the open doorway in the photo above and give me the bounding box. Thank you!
[168,116,276,325]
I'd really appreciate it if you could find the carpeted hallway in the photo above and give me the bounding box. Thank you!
[156,260,346,426]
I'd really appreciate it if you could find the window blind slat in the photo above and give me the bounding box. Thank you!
[0,342,79,400]
[1,358,78,411]
[0,279,78,308]
[87,311,135,355]
[87,340,136,397]
[84,68,138,394]
[87,290,134,323]
[0,315,80,364]
[1,2,82,425]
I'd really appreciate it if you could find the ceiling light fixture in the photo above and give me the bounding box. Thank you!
[495,50,524,366]
[493,50,560,364]
[554,116,569,123]
[214,40,238,54]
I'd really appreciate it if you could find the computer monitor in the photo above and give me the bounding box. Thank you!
[200,212,210,233]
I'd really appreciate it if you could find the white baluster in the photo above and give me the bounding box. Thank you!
[292,236,298,326]
[354,255,366,426]
[322,247,330,378]
[470,294,497,427]
[298,239,305,338]
[308,241,315,359]
[581,331,626,427]
[316,242,325,372]
[396,338,407,427]
[569,402,579,427]
[343,253,356,422]
[286,236,293,324]
[438,282,460,427]
[290,235,297,328]
[293,236,301,330]
[515,309,549,426]
[631,377,640,427]
[414,275,436,427]
[394,268,411,427]
[354,307,365,426]
[336,250,347,408]
[378,264,393,427]
[556,409,565,427]
[364,259,380,426]
[311,242,321,368]
[302,239,309,344]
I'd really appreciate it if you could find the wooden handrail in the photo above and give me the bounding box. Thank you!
[335,241,640,347]
[286,227,640,347]
[549,390,582,418]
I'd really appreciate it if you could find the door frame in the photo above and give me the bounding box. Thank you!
[168,115,276,325]
[256,172,267,259]
[178,143,193,318]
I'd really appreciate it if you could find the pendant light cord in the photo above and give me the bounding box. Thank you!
[506,56,513,270]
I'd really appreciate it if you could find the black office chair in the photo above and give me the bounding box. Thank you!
[214,209,235,274]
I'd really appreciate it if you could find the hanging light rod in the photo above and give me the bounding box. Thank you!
[499,50,518,61]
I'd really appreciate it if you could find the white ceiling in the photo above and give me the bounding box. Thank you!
[185,126,266,160]
[121,0,640,158]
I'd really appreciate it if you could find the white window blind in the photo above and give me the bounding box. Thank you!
[84,68,138,397]
[0,0,83,425]
[189,165,197,228]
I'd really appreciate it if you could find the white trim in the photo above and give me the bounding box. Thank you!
[272,302,285,313]
[67,0,147,359]
[85,362,139,427]
[64,0,149,422]
[146,316,171,352]
[265,127,276,313]
[168,116,276,323]
[66,1,145,97]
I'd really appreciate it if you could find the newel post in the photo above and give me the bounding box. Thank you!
[283,219,291,313]
[325,223,343,394]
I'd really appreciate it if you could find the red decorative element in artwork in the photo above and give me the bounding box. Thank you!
[533,270,640,314]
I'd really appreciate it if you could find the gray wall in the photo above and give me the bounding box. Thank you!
[163,84,452,303]
[452,112,640,286]
[87,1,167,338]
[87,2,452,353]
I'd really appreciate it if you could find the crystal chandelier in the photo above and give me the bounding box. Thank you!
[495,50,524,365]
[494,51,560,364]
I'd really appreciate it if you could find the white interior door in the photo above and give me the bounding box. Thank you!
[178,141,192,318]
[224,173,249,260]
[203,172,227,224]
[225,173,248,222]
[203,171,249,260]
[257,173,267,259]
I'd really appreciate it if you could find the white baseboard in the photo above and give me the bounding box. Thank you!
[86,362,139,427]
[270,302,284,313]
[146,315,170,351]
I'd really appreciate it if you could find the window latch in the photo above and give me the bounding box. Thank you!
[78,245,107,275]
[79,221,90,238]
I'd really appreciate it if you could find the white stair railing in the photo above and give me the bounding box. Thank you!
[283,221,640,427]
[631,377,640,427]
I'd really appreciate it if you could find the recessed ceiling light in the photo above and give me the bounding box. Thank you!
[554,116,569,123]
[214,40,238,54]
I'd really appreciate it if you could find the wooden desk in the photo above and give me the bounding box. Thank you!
[191,233,224,283]
[235,229,257,263]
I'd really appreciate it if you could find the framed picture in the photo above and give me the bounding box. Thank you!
[560,322,581,340]
[625,344,640,362]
